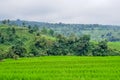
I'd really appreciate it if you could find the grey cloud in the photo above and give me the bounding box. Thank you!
[0,0,120,25]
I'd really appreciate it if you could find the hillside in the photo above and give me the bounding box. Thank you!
[108,42,120,51]
[0,24,57,58]
[1,19,120,41]
[0,24,120,60]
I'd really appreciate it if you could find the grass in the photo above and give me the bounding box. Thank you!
[0,56,120,80]
[108,42,120,51]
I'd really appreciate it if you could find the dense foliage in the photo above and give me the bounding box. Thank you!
[0,23,120,60]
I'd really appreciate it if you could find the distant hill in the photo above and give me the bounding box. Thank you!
[1,19,120,41]
[0,24,120,59]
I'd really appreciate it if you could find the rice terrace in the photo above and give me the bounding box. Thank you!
[1,56,120,80]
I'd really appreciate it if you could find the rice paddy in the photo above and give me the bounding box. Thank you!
[0,56,120,80]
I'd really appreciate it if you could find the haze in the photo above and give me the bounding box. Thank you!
[0,0,120,25]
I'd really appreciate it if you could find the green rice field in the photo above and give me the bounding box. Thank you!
[0,56,120,80]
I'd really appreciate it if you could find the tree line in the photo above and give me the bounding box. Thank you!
[0,23,120,60]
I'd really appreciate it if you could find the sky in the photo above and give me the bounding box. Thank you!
[0,0,120,25]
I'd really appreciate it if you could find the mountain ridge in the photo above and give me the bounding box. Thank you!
[0,19,120,41]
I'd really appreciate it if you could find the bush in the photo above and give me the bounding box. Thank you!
[0,53,6,61]
[13,55,19,60]
[29,45,39,56]
[8,45,26,57]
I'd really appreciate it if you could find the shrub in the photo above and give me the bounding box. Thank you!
[0,53,6,61]
[13,55,19,60]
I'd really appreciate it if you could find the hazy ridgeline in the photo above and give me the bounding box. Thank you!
[1,19,120,41]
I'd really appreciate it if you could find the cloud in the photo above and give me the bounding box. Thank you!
[0,0,120,25]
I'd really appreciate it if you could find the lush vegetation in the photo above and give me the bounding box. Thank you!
[0,56,120,80]
[0,19,120,80]
[0,21,120,60]
[1,19,120,41]
[108,42,120,51]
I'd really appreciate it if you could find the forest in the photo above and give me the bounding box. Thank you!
[1,19,120,41]
[0,19,120,60]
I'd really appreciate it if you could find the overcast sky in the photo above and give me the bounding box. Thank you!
[0,0,120,25]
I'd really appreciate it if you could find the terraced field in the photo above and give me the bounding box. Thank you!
[0,56,120,80]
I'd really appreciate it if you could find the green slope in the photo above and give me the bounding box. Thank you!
[108,42,120,51]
